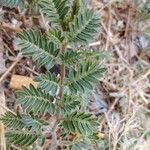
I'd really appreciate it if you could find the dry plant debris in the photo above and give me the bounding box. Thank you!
[10,75,37,90]
[90,0,150,149]
[0,0,149,150]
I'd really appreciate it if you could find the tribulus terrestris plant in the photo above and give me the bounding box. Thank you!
[0,0,41,15]
[1,0,106,149]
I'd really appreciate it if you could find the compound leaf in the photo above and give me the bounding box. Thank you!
[6,130,39,148]
[0,0,23,7]
[62,111,98,135]
[68,9,100,44]
[16,29,59,70]
[0,112,24,129]
[39,0,69,27]
[34,72,59,96]
[66,61,105,93]
[18,85,55,115]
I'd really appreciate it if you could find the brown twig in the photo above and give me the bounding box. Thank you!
[99,0,117,13]
[128,70,133,114]
[0,103,16,115]
[3,42,16,57]
[0,53,22,83]
[125,3,132,63]
[24,66,39,76]
[134,70,150,84]
[0,22,22,33]
[105,5,112,51]
[12,145,23,150]
[0,88,6,150]
[99,98,120,131]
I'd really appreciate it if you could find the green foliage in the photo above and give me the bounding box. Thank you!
[135,0,150,37]
[0,0,40,15]
[16,29,59,70]
[1,112,48,132]
[62,112,98,135]
[60,50,81,66]
[26,0,41,15]
[70,0,81,20]
[48,28,64,44]
[65,0,81,25]
[72,138,92,150]
[18,85,55,115]
[0,0,23,7]
[59,94,80,114]
[35,72,59,96]
[20,114,48,131]
[0,112,25,129]
[6,131,39,148]
[39,0,69,26]
[135,0,150,20]
[81,51,108,61]
[65,136,92,150]
[68,9,100,44]
[66,61,105,93]
[1,0,106,149]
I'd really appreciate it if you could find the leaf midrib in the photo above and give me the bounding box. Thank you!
[20,39,55,60]
[66,67,97,86]
[69,13,94,41]
[23,95,53,103]
[65,117,93,125]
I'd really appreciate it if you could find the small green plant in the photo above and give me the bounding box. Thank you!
[0,0,24,7]
[1,0,106,149]
[0,0,40,8]
[0,0,40,15]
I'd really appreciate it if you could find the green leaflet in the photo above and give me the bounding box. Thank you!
[0,112,48,132]
[60,50,81,66]
[59,94,80,114]
[81,51,108,61]
[65,136,92,150]
[64,0,81,26]
[66,61,106,93]
[39,0,69,27]
[16,29,59,70]
[0,0,23,7]
[72,138,92,150]
[62,111,98,135]
[34,72,59,96]
[70,0,81,21]
[18,85,56,115]
[136,0,150,20]
[68,9,100,44]
[21,114,49,131]
[48,28,64,44]
[6,131,39,148]
[0,112,25,130]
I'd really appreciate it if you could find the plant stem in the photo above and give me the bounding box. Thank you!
[49,41,68,150]
[59,42,68,98]
[59,64,65,98]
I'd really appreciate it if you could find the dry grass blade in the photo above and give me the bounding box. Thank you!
[93,0,150,149]
[0,53,22,84]
[0,87,6,150]
[0,34,6,75]
[0,33,6,150]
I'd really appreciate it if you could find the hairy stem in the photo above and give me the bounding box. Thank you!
[59,42,68,98]
[58,42,68,116]
[59,64,65,98]
[49,41,68,150]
